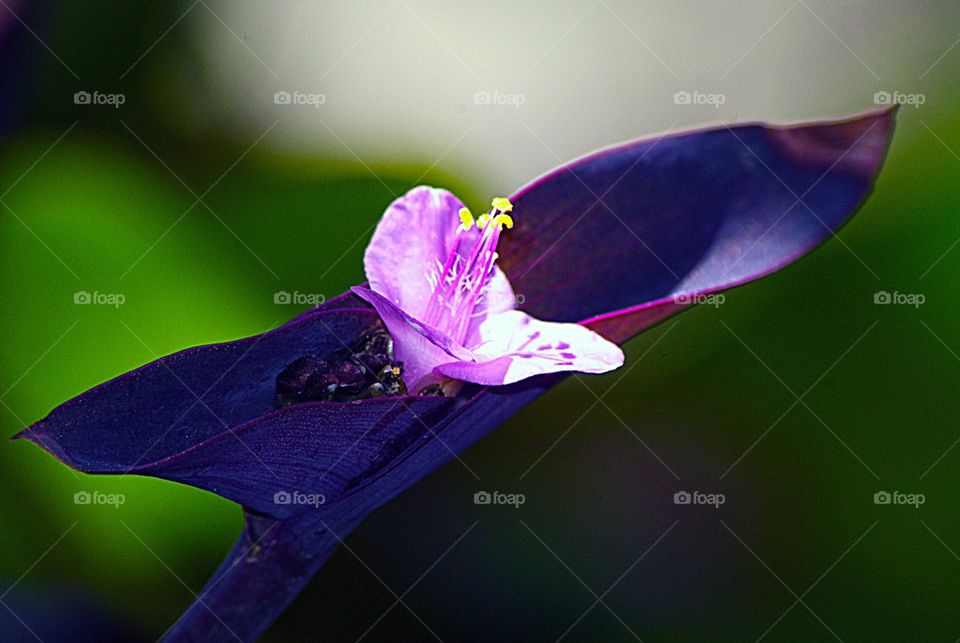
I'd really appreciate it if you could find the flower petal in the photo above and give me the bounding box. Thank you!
[363,186,469,319]
[436,310,624,385]
[463,265,516,347]
[350,285,472,388]
[501,108,897,342]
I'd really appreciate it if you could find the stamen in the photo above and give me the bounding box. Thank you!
[423,197,516,344]
[491,196,513,212]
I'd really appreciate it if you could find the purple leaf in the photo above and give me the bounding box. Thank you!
[19,307,385,472]
[502,108,895,341]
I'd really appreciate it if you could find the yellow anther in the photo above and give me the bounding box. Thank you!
[477,213,490,228]
[491,196,513,212]
[493,213,514,229]
[458,207,475,230]
[391,366,401,376]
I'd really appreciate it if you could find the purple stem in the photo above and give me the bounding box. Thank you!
[161,512,340,643]
[161,380,556,641]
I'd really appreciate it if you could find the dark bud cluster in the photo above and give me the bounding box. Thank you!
[274,329,409,406]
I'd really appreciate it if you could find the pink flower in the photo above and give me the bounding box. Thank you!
[352,186,624,390]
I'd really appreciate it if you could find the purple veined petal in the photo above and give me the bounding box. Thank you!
[350,285,472,388]
[500,107,897,342]
[437,310,624,385]
[363,186,469,319]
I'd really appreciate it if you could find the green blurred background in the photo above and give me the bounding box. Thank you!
[1,1,959,641]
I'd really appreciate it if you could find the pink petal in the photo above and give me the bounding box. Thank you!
[350,286,471,389]
[463,265,516,347]
[437,311,624,386]
[363,186,470,319]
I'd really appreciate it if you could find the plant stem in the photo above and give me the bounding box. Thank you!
[161,512,338,643]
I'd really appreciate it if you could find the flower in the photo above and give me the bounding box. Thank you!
[352,188,624,391]
[14,109,896,641]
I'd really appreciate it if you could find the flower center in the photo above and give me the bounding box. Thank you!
[422,197,514,344]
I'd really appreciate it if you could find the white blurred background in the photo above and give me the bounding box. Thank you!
[187,0,957,191]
